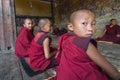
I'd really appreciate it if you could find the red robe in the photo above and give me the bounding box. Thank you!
[97,25,120,44]
[15,26,34,57]
[27,31,56,71]
[55,33,109,80]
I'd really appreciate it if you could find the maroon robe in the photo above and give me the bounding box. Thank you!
[55,33,67,64]
[97,25,120,44]
[55,33,109,80]
[15,26,34,57]
[27,31,57,71]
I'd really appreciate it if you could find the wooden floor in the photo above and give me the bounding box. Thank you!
[0,53,55,80]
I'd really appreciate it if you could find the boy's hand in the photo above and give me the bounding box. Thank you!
[116,34,120,37]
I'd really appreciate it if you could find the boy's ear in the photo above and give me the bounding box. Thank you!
[40,26,43,30]
[23,24,25,26]
[67,23,73,31]
[41,26,45,30]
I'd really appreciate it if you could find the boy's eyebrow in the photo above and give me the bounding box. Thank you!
[92,20,96,22]
[94,20,96,23]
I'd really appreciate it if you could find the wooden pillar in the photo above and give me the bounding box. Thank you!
[51,0,55,25]
[0,0,16,51]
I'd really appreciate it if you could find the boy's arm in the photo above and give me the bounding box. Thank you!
[87,43,120,80]
[43,38,56,59]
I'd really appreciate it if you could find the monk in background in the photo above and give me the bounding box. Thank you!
[27,18,58,71]
[97,19,120,44]
[15,18,35,58]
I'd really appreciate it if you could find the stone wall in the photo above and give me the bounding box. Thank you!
[57,0,120,37]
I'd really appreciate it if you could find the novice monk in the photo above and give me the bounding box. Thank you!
[15,18,34,58]
[27,18,58,71]
[54,10,120,80]
[97,19,120,44]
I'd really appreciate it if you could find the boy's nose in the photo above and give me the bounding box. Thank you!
[30,24,32,27]
[87,24,93,31]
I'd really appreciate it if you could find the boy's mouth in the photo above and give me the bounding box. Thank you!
[86,33,93,37]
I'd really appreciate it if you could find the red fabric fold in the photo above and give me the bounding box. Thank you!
[55,33,109,80]
[15,27,34,57]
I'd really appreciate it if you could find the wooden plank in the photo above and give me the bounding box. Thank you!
[2,0,16,50]
[0,0,16,51]
[11,0,17,45]
[0,0,5,50]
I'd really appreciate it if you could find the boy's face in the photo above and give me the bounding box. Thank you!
[24,19,33,30]
[111,20,116,25]
[68,12,95,37]
[43,20,51,32]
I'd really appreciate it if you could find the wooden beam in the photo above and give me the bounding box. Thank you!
[0,0,5,50]
[39,0,60,3]
[0,0,16,51]
[51,0,55,25]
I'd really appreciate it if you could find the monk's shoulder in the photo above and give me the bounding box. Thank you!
[35,32,50,45]
[73,37,90,51]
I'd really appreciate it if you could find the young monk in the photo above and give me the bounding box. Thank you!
[54,10,120,80]
[27,18,58,71]
[15,18,34,57]
[97,19,120,44]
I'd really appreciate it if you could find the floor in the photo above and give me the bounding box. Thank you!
[0,35,120,80]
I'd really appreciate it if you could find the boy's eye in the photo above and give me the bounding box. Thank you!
[91,21,96,25]
[91,23,95,25]
[82,22,87,25]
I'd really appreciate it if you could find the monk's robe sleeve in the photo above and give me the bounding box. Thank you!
[15,28,33,57]
[73,37,90,51]
[28,32,51,71]
[55,34,67,64]
[116,25,120,34]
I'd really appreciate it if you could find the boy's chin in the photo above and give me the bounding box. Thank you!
[81,35,92,38]
[27,27,32,29]
[85,34,93,37]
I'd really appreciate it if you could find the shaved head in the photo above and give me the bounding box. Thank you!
[38,18,50,28]
[67,9,96,37]
[24,18,32,24]
[70,10,95,23]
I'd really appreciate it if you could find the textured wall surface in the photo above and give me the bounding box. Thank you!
[15,0,120,37]
[57,0,120,37]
